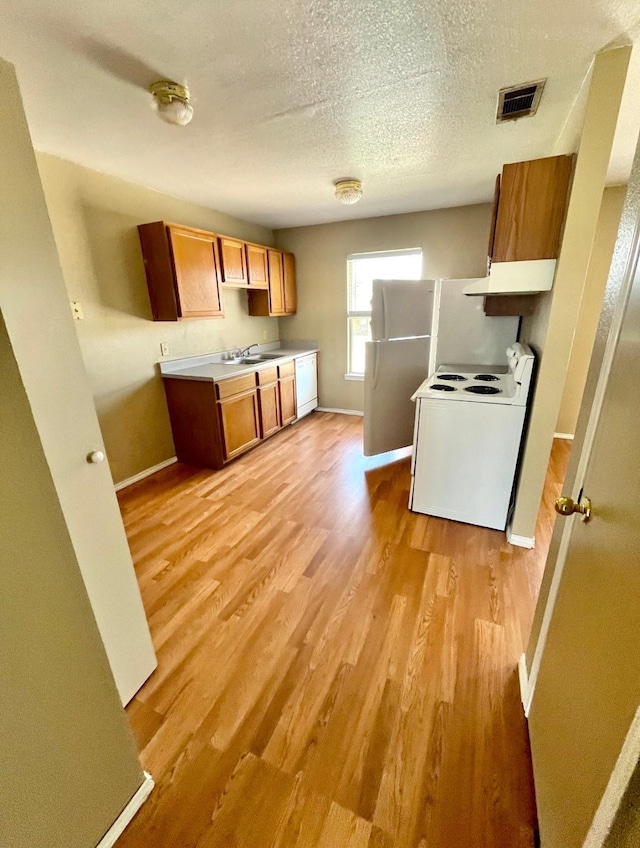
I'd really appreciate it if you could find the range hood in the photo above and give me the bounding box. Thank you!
[461,259,557,296]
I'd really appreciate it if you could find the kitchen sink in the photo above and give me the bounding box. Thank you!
[223,353,285,365]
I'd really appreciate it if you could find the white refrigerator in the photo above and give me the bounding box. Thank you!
[363,280,436,456]
[363,278,519,457]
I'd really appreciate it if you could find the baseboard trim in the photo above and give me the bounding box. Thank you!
[316,407,364,416]
[518,653,529,714]
[96,772,154,848]
[582,706,640,848]
[554,432,575,440]
[507,528,536,549]
[114,457,177,492]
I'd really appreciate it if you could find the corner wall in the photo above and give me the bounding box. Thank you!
[275,204,499,411]
[510,46,631,541]
[555,185,627,435]
[36,153,279,484]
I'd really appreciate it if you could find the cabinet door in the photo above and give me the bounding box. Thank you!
[279,375,297,426]
[258,382,281,438]
[267,250,285,315]
[283,252,297,314]
[492,155,573,263]
[246,244,269,289]
[218,390,261,460]
[219,237,249,286]
[167,225,223,318]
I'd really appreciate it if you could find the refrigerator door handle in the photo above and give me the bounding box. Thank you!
[371,342,380,389]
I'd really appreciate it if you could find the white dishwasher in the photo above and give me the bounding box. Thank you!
[295,353,318,419]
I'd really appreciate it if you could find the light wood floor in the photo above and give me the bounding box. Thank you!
[117,412,571,848]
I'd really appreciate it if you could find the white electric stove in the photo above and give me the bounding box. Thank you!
[409,344,535,532]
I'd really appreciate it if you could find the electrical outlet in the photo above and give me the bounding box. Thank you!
[160,342,169,356]
[263,330,268,340]
[70,301,84,320]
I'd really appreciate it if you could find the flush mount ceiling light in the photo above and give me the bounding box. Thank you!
[334,178,363,205]
[150,80,193,126]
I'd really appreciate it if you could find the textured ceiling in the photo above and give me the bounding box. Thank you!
[0,0,639,229]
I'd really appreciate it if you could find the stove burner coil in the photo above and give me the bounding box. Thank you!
[474,374,500,382]
[437,374,466,381]
[465,385,501,395]
[431,383,456,392]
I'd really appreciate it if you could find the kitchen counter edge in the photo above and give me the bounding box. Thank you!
[160,348,319,383]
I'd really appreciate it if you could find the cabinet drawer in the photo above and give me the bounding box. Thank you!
[278,360,295,379]
[216,373,257,400]
[257,367,278,386]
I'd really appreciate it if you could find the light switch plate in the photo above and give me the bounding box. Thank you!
[70,301,84,320]
[160,342,169,356]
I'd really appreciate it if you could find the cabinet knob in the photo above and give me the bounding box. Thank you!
[87,450,105,464]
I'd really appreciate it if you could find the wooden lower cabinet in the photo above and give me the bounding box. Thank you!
[218,389,261,460]
[257,374,282,438]
[278,361,296,426]
[163,362,299,470]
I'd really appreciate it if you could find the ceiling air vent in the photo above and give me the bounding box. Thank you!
[496,79,546,123]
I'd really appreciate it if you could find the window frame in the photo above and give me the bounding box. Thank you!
[345,248,423,379]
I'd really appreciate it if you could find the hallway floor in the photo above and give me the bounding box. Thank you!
[117,412,571,848]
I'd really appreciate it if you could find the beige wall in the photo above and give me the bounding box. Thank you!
[275,204,494,411]
[511,47,631,541]
[1,313,143,848]
[556,185,627,434]
[36,153,279,484]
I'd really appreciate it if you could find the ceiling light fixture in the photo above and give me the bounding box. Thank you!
[334,178,363,205]
[150,80,193,127]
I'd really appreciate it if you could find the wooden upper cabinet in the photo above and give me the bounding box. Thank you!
[247,249,297,317]
[219,237,248,286]
[169,226,223,318]
[492,155,573,263]
[246,244,269,289]
[283,252,297,314]
[140,219,297,319]
[138,221,224,321]
[268,250,285,315]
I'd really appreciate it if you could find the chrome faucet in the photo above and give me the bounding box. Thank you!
[238,343,259,357]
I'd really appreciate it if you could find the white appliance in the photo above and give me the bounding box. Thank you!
[363,278,518,456]
[295,353,318,418]
[409,343,535,531]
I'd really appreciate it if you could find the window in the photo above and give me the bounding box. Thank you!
[346,249,423,378]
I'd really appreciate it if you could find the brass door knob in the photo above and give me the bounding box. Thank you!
[555,495,592,522]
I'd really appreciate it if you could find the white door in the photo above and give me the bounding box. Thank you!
[0,59,156,706]
[526,206,640,846]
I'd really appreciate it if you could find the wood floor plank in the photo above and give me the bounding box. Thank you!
[117,414,571,847]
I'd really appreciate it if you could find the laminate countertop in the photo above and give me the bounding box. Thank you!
[159,345,319,383]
